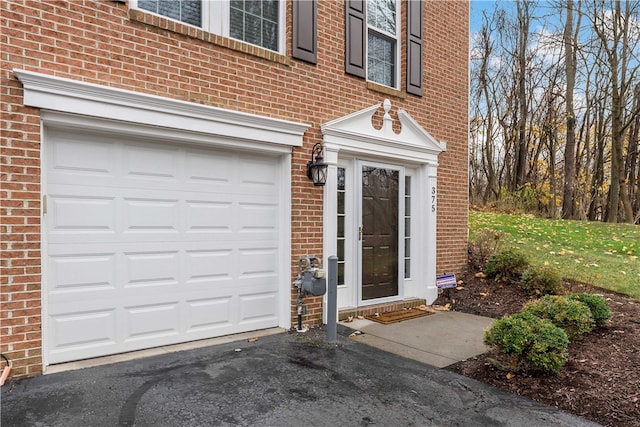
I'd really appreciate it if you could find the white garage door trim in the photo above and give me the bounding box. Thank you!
[15,69,308,151]
[15,70,309,366]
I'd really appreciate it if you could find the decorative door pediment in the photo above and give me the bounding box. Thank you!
[321,99,446,164]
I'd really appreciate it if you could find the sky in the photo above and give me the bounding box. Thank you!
[470,1,498,33]
[469,1,564,34]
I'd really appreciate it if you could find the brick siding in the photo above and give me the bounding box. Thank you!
[1,0,469,377]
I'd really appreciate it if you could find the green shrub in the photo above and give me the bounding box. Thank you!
[521,266,563,296]
[483,312,569,375]
[567,293,611,327]
[484,249,529,282]
[522,295,595,340]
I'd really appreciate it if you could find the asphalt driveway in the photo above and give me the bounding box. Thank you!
[1,326,599,427]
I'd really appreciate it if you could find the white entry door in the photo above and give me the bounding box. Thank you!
[44,127,283,364]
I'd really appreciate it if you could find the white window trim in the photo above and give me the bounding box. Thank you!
[131,0,286,54]
[366,0,401,90]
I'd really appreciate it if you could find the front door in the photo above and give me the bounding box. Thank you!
[360,164,400,300]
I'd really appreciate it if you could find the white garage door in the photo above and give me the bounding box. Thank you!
[45,127,283,364]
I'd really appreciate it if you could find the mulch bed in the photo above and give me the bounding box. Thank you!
[434,268,640,427]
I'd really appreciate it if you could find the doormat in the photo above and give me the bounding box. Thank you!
[366,308,433,325]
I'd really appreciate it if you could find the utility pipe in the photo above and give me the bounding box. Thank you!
[326,255,338,343]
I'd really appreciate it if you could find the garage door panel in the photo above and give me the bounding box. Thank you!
[238,292,279,324]
[46,131,284,364]
[123,302,180,342]
[123,143,180,181]
[47,129,116,178]
[185,149,233,184]
[185,297,234,332]
[237,278,279,297]
[48,194,276,242]
[239,157,279,188]
[186,200,233,232]
[48,253,116,293]
[238,202,278,231]
[124,197,180,232]
[124,250,180,285]
[239,247,278,275]
[185,249,233,281]
[49,309,117,351]
[48,195,116,234]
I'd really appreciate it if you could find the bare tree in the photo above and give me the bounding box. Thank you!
[514,0,532,190]
[587,0,640,223]
[562,0,581,219]
[626,83,640,222]
[468,0,640,222]
[477,12,499,203]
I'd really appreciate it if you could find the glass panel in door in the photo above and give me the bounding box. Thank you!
[361,166,399,300]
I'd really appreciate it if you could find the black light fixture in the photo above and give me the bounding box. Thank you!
[306,143,328,186]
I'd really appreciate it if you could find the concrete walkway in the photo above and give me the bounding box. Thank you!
[341,310,496,367]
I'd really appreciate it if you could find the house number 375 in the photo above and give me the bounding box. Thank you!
[431,186,436,212]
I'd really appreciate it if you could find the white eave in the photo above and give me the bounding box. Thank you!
[14,69,309,150]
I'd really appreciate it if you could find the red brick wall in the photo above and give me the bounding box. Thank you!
[1,0,468,377]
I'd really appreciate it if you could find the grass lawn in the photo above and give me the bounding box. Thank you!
[469,210,640,299]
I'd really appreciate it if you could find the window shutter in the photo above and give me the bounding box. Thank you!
[345,0,366,78]
[293,0,317,64]
[407,0,423,96]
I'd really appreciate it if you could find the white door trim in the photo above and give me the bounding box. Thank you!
[321,100,445,319]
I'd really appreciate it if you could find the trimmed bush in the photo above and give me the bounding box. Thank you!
[484,249,529,282]
[521,266,563,296]
[484,311,569,375]
[567,293,612,327]
[523,295,595,340]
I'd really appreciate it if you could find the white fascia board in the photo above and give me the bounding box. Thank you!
[14,69,309,148]
[323,130,440,166]
[396,110,447,153]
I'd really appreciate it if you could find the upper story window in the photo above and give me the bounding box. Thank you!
[134,0,284,53]
[346,0,423,96]
[230,0,279,51]
[137,1,202,26]
[367,0,399,88]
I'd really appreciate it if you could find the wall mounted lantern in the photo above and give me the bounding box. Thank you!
[306,143,328,186]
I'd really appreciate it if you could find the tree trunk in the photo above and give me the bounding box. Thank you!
[589,104,606,221]
[514,0,529,190]
[626,83,640,222]
[562,0,577,219]
[603,1,633,223]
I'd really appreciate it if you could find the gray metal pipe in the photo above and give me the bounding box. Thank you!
[326,255,338,343]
